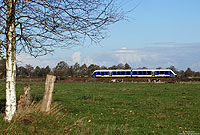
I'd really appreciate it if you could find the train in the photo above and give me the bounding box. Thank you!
[92,69,177,78]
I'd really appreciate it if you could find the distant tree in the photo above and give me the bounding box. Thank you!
[53,61,69,79]
[108,65,118,70]
[124,63,131,69]
[156,67,162,69]
[68,66,75,77]
[178,70,185,78]
[44,66,51,75]
[141,67,148,69]
[117,63,124,69]
[194,71,200,77]
[73,62,81,77]
[88,64,100,76]
[17,66,28,77]
[34,66,41,77]
[80,64,88,77]
[25,64,34,77]
[167,66,177,73]
[184,68,193,77]
[36,66,51,78]
[100,66,107,69]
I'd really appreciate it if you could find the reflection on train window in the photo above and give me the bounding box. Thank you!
[104,72,108,75]
[133,71,137,75]
[126,71,131,75]
[160,71,164,74]
[165,71,169,74]
[147,71,151,75]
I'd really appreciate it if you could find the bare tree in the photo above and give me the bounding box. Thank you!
[0,0,128,121]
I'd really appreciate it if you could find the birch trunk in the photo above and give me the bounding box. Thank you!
[4,0,17,122]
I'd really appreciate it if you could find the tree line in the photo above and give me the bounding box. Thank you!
[0,59,200,79]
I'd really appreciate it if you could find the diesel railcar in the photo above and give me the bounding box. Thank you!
[92,69,177,78]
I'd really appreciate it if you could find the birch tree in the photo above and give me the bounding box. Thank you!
[0,0,129,121]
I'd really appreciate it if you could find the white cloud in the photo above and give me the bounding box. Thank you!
[71,52,81,64]
[114,49,157,64]
[16,54,58,68]
[92,44,200,71]
[115,49,136,53]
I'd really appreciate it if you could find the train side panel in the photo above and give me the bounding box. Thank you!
[92,69,177,78]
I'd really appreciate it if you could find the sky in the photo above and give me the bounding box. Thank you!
[17,0,200,71]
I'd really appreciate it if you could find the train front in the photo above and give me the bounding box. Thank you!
[92,71,96,78]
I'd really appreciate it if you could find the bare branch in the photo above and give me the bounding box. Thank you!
[1,0,129,57]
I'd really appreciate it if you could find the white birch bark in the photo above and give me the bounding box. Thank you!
[4,0,17,122]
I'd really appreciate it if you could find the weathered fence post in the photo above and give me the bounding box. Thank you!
[40,75,56,112]
[17,86,31,112]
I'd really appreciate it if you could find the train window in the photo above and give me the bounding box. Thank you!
[126,71,131,75]
[147,71,151,75]
[170,71,173,74]
[133,71,137,75]
[157,71,160,74]
[117,72,121,75]
[97,72,100,75]
[165,71,169,74]
[160,71,164,74]
[143,71,147,75]
[121,72,125,75]
[138,71,142,75]
[112,72,116,75]
[101,72,104,75]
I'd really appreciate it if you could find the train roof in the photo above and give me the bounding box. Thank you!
[94,69,174,72]
[94,69,132,72]
[132,69,173,71]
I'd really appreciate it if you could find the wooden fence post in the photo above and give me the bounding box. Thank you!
[17,86,31,112]
[40,75,56,112]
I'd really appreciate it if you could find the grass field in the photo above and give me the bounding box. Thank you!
[0,82,200,134]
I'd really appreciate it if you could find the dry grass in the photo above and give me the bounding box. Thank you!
[2,101,90,135]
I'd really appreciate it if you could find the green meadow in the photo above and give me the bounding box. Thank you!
[0,82,200,134]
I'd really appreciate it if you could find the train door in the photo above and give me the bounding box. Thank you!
[152,71,155,77]
[109,71,112,77]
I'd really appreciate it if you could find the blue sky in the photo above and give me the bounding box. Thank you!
[17,0,200,71]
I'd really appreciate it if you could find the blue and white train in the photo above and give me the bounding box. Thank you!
[92,69,177,78]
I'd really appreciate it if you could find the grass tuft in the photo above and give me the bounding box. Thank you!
[1,101,90,135]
